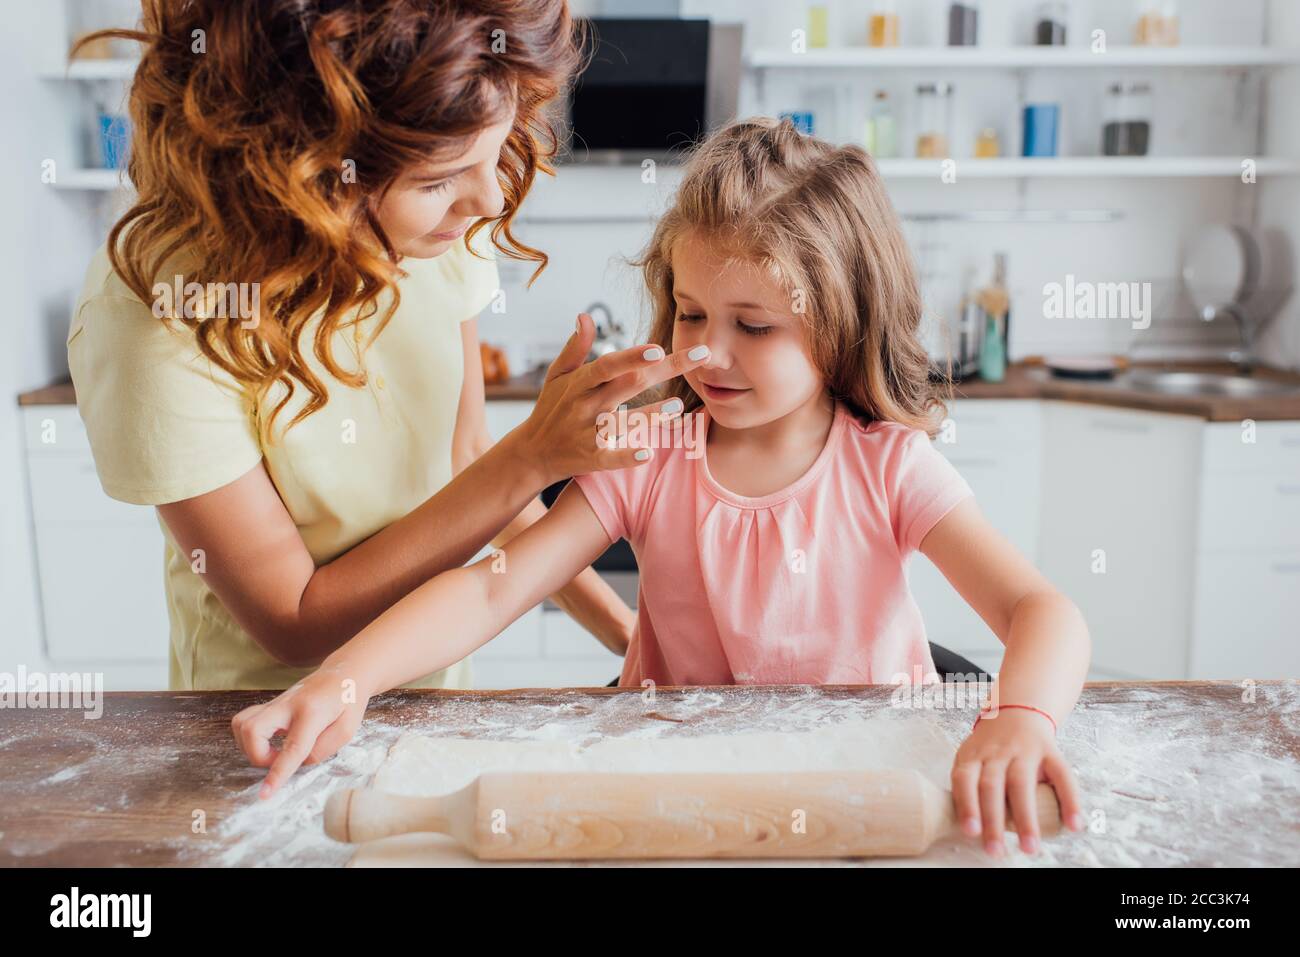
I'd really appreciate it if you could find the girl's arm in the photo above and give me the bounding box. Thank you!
[917,498,1091,857]
[159,316,700,667]
[453,319,634,655]
[232,482,617,795]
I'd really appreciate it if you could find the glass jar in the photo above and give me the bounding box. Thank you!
[865,90,898,158]
[1034,1,1068,46]
[948,1,979,46]
[1102,81,1152,156]
[974,127,1001,158]
[807,3,829,48]
[915,82,954,158]
[1135,0,1178,46]
[869,0,900,47]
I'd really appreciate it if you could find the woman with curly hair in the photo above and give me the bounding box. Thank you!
[68,0,703,694]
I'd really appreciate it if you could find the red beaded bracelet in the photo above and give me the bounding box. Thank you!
[972,703,1058,735]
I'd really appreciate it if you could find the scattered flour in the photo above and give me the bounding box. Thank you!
[202,682,1300,868]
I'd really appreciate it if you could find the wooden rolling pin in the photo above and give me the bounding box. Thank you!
[324,770,1062,860]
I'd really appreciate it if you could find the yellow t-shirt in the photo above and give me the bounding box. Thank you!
[66,232,499,690]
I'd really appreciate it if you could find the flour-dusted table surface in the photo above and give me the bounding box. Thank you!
[1,682,1297,867]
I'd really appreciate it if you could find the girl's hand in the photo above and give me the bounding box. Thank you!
[951,709,1086,858]
[509,313,710,487]
[230,661,371,799]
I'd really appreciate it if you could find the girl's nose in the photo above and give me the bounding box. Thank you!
[700,330,732,369]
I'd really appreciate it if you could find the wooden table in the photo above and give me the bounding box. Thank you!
[2,682,1297,867]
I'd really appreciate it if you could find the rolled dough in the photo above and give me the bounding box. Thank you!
[349,714,1012,867]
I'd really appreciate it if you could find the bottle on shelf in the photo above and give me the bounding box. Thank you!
[1022,103,1060,157]
[977,253,1010,383]
[915,82,954,159]
[864,90,899,158]
[1102,81,1152,156]
[974,127,1001,158]
[808,3,830,49]
[1034,1,1068,46]
[780,111,815,136]
[1135,0,1179,46]
[956,267,984,380]
[948,0,979,46]
[869,0,900,47]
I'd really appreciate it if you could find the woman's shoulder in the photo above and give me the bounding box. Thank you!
[77,243,144,312]
[70,245,217,384]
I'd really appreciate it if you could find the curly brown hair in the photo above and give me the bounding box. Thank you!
[637,116,951,435]
[77,0,584,442]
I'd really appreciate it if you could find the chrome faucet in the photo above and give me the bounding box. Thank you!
[1198,303,1254,375]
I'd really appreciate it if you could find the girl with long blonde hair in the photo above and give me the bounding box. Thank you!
[234,117,1091,859]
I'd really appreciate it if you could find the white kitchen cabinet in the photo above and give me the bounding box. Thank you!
[1037,401,1204,679]
[1189,420,1300,679]
[32,521,169,661]
[1190,553,1300,678]
[539,608,624,679]
[22,391,1297,688]
[472,608,622,690]
[22,406,168,676]
[483,400,533,442]
[907,400,1043,664]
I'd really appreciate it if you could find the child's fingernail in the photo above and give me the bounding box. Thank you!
[575,316,582,333]
[1070,813,1085,831]
[986,840,1003,857]
[1024,836,1040,854]
[963,817,980,835]
[662,398,684,414]
[687,345,710,361]
[642,346,665,361]
[634,449,651,461]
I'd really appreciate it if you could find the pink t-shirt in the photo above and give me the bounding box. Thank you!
[572,400,974,687]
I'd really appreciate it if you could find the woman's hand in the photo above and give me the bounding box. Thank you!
[506,313,710,487]
[951,709,1086,858]
[230,660,372,799]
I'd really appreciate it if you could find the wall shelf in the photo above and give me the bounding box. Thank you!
[50,169,130,190]
[54,47,1300,83]
[874,157,1300,178]
[46,157,1300,191]
[40,58,138,80]
[747,46,1300,71]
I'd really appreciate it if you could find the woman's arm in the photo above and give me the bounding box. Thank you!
[158,315,703,667]
[453,319,633,655]
[233,482,616,793]
[918,498,1090,856]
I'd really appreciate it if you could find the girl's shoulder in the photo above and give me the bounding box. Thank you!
[839,406,931,456]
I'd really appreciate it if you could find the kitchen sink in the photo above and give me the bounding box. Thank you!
[1111,370,1300,398]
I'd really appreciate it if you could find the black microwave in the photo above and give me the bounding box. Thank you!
[564,17,742,162]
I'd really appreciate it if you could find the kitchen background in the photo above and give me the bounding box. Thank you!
[2,0,1299,690]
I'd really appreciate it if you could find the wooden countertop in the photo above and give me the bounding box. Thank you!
[19,360,1300,420]
[14,370,551,406]
[1,682,1296,867]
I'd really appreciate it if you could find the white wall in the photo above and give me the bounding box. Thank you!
[0,1,102,673]
[1256,1,1300,369]
[4,0,1298,680]
[470,0,1297,374]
